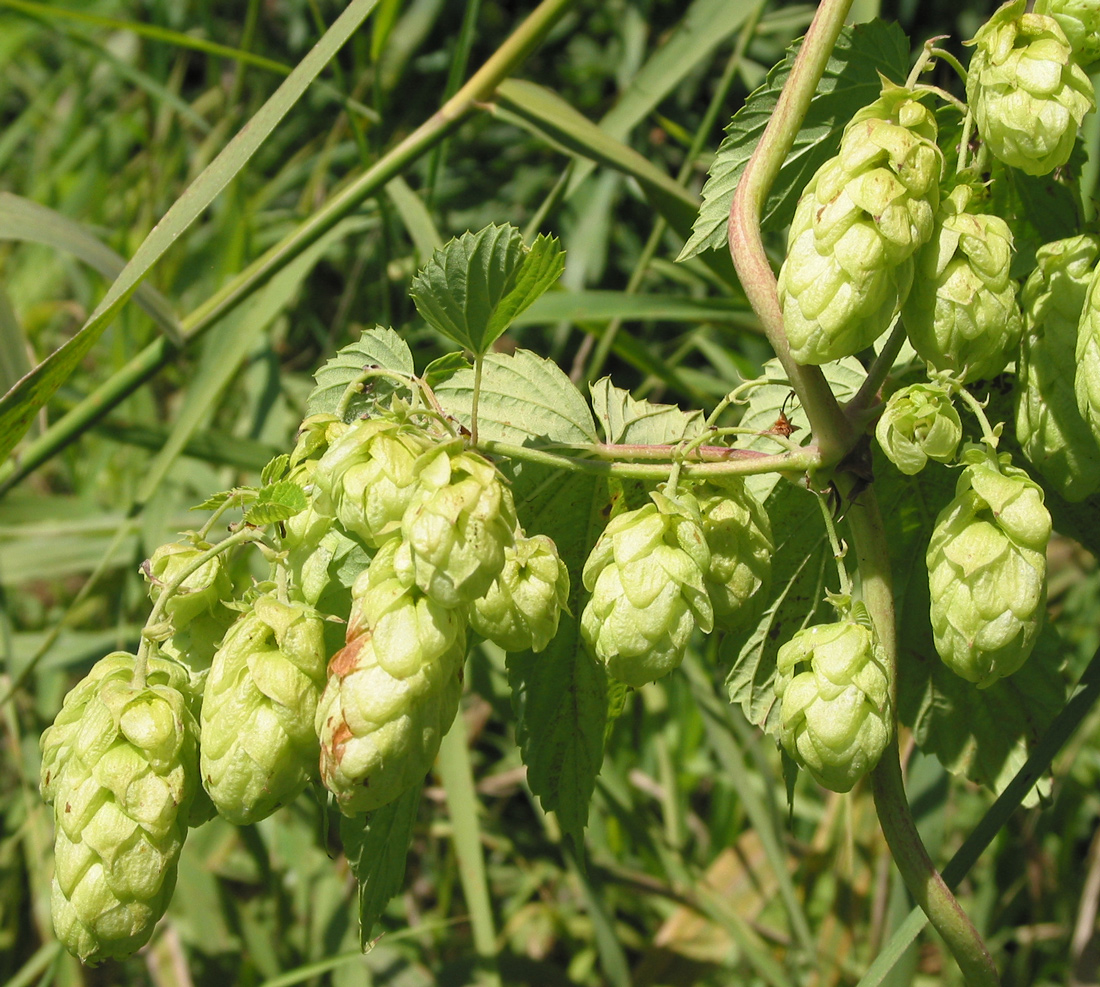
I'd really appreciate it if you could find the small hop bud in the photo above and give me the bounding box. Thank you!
[200,594,328,825]
[142,540,232,629]
[966,0,1095,176]
[580,490,713,688]
[875,383,963,475]
[312,417,437,548]
[1035,0,1100,67]
[1016,234,1100,500]
[470,533,570,653]
[774,612,892,793]
[395,447,518,608]
[902,185,1024,383]
[40,652,198,964]
[315,542,467,815]
[777,85,943,364]
[926,446,1051,687]
[692,479,773,632]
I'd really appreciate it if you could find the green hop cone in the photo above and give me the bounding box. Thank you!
[774,609,891,793]
[875,382,963,475]
[1016,234,1100,500]
[1035,0,1100,67]
[692,479,772,633]
[470,533,570,653]
[777,85,942,364]
[901,184,1024,383]
[1075,259,1100,437]
[394,446,518,608]
[580,489,713,688]
[142,540,232,629]
[312,416,437,549]
[926,446,1051,687]
[199,594,328,825]
[316,542,467,815]
[966,0,1095,176]
[40,652,198,964]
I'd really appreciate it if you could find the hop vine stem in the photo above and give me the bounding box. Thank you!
[727,1,1000,983]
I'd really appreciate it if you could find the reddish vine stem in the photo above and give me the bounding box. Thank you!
[726,1,1000,983]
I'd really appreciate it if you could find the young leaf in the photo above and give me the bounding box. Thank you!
[434,348,599,446]
[721,480,831,733]
[243,480,308,525]
[422,351,471,390]
[411,224,564,356]
[589,377,704,446]
[306,326,416,421]
[191,490,238,513]
[679,19,911,261]
[261,453,291,486]
[340,783,423,948]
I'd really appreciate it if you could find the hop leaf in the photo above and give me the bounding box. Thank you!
[902,185,1024,383]
[580,490,713,688]
[875,382,963,475]
[470,533,570,653]
[40,652,198,964]
[693,479,773,632]
[966,0,1095,176]
[1016,234,1100,500]
[775,614,892,793]
[200,594,328,825]
[316,543,467,815]
[926,446,1051,687]
[777,84,943,364]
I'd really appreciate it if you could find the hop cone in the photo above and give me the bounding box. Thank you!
[774,611,891,793]
[312,417,436,548]
[875,382,963,475]
[1035,0,1100,67]
[966,0,1095,176]
[580,490,713,688]
[777,85,942,364]
[693,479,772,632]
[1075,259,1100,437]
[394,446,517,608]
[40,652,198,964]
[926,447,1051,687]
[902,184,1023,383]
[142,540,231,628]
[316,542,467,815]
[470,533,570,653]
[1016,234,1100,500]
[200,594,327,825]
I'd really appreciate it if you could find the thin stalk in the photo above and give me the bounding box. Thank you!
[0,0,579,496]
[845,319,908,422]
[470,354,484,447]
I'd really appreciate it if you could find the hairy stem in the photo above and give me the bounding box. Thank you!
[727,0,1000,981]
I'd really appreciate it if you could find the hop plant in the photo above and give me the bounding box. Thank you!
[199,594,328,825]
[1035,0,1100,67]
[470,533,570,653]
[777,84,942,364]
[926,447,1051,687]
[1075,259,1100,438]
[312,416,437,549]
[40,652,198,964]
[580,489,713,688]
[394,445,518,608]
[875,382,963,475]
[966,0,1095,176]
[316,542,467,815]
[142,540,232,629]
[774,609,891,793]
[901,185,1023,383]
[1016,234,1100,500]
[692,479,773,632]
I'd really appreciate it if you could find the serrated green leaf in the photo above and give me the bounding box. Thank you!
[721,481,830,733]
[410,224,562,355]
[261,453,291,486]
[434,348,599,446]
[191,490,238,513]
[341,783,422,948]
[679,19,911,261]
[589,377,704,445]
[243,481,308,525]
[306,326,416,421]
[422,351,471,390]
